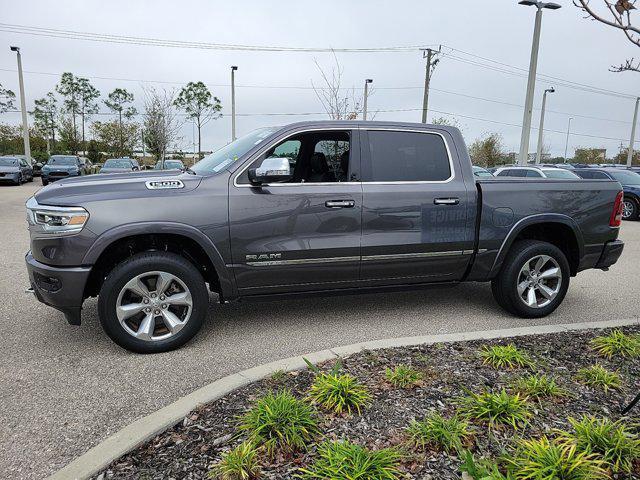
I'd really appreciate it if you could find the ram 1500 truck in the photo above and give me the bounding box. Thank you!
[25,121,625,353]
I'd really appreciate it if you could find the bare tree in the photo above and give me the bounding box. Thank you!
[142,87,182,166]
[574,0,639,72]
[311,52,374,120]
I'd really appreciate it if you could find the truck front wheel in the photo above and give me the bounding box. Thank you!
[491,240,570,318]
[98,251,209,353]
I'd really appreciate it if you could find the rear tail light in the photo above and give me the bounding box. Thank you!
[610,191,624,227]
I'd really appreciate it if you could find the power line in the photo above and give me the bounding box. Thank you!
[0,67,631,125]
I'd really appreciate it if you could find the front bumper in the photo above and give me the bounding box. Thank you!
[42,171,79,182]
[595,240,624,270]
[25,251,91,325]
[0,173,20,183]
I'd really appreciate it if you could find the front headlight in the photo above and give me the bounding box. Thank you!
[26,196,89,235]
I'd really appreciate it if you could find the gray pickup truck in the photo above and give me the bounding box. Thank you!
[25,121,625,353]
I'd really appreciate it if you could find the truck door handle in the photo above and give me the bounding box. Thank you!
[434,197,460,205]
[325,200,355,209]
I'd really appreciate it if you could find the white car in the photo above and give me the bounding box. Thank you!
[494,166,581,179]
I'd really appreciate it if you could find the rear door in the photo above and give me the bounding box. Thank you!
[228,128,363,295]
[359,128,474,285]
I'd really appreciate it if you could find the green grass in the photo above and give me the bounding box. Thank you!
[505,436,608,480]
[308,372,371,415]
[576,364,622,392]
[385,364,423,388]
[557,416,640,474]
[513,374,569,399]
[299,440,402,480]
[590,329,640,359]
[480,344,533,369]
[270,370,287,383]
[407,412,473,452]
[459,450,511,480]
[208,442,261,480]
[459,389,531,430]
[239,390,319,457]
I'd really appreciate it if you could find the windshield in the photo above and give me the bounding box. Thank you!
[190,127,280,175]
[543,169,580,179]
[155,160,184,169]
[104,159,132,168]
[0,158,18,166]
[48,156,77,165]
[610,170,640,186]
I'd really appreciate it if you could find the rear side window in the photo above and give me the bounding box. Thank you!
[589,171,609,179]
[365,131,451,182]
[526,170,542,177]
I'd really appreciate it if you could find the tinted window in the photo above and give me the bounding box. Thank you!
[526,170,543,177]
[609,170,640,185]
[0,158,18,166]
[542,169,580,179]
[104,159,132,168]
[498,169,526,177]
[366,131,450,182]
[589,171,610,179]
[48,156,77,165]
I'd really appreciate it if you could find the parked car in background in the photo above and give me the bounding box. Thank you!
[472,165,494,178]
[99,158,141,174]
[24,121,624,353]
[494,166,581,179]
[41,155,86,186]
[154,159,185,171]
[574,167,640,220]
[0,156,33,185]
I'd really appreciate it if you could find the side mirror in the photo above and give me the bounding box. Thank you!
[248,157,292,185]
[132,166,139,171]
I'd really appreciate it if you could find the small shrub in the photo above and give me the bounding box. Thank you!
[308,372,371,415]
[505,436,607,480]
[513,374,568,399]
[459,450,511,480]
[480,344,533,369]
[270,370,287,383]
[407,412,472,452]
[557,416,640,474]
[576,365,622,392]
[209,442,261,480]
[239,390,318,456]
[590,329,640,359]
[459,389,531,429]
[385,364,423,388]
[299,440,402,480]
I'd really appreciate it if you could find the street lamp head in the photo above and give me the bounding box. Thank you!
[10,46,19,52]
[231,66,238,71]
[365,79,373,84]
[518,1,561,9]
[518,1,538,6]
[546,87,555,93]
[541,2,561,9]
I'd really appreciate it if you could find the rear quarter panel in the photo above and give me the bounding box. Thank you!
[469,178,622,280]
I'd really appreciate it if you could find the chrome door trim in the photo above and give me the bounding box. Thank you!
[246,255,361,267]
[362,250,469,262]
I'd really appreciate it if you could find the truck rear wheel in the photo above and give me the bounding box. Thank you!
[98,251,209,353]
[491,240,570,319]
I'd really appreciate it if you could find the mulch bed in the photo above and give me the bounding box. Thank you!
[94,325,640,479]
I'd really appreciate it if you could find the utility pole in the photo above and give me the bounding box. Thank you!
[627,97,639,167]
[231,66,238,141]
[10,46,32,165]
[564,117,573,162]
[535,87,554,164]
[363,79,373,121]
[517,1,561,166]
[420,46,440,123]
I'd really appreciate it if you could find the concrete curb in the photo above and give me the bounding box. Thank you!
[50,317,639,480]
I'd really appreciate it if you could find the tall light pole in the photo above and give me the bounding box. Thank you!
[535,87,555,164]
[627,97,639,167]
[363,78,373,121]
[10,46,32,165]
[231,66,238,142]
[517,1,561,166]
[564,117,573,162]
[420,46,440,124]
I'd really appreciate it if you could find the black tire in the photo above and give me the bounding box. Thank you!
[41,179,48,186]
[27,175,33,182]
[622,197,638,221]
[491,240,570,319]
[98,251,209,353]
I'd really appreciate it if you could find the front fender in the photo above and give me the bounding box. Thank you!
[489,213,585,278]
[82,221,236,300]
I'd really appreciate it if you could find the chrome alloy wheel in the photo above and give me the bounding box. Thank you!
[622,200,634,220]
[116,271,193,342]
[516,255,562,308]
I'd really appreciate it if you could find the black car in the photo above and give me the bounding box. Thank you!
[0,156,33,185]
[574,168,640,220]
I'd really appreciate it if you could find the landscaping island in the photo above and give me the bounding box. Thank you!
[94,326,640,479]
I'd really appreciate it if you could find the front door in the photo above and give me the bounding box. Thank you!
[229,128,363,295]
[359,128,474,285]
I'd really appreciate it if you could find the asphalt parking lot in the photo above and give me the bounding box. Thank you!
[1,181,639,479]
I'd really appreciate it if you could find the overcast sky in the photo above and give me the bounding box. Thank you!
[1,0,638,158]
